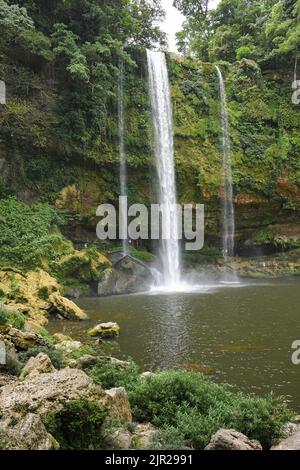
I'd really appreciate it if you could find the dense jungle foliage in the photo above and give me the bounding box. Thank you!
[0,0,299,266]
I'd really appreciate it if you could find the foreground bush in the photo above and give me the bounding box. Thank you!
[87,359,140,390]
[0,307,25,330]
[42,400,106,450]
[128,371,293,449]
[18,346,65,370]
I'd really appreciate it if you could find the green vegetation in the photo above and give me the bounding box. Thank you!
[42,400,107,450]
[0,198,68,270]
[175,0,300,66]
[18,346,65,370]
[0,307,25,330]
[128,370,292,449]
[87,359,140,390]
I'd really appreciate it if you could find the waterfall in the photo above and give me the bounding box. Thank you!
[216,66,235,259]
[147,50,181,287]
[118,58,128,256]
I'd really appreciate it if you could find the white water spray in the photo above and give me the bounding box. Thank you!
[147,50,181,287]
[118,58,128,255]
[216,66,235,259]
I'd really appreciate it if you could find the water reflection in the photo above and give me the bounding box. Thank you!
[48,279,300,411]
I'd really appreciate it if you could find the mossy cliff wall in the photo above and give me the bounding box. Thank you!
[0,50,299,252]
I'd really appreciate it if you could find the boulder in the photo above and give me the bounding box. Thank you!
[0,368,104,417]
[271,432,300,450]
[205,429,262,451]
[101,387,132,423]
[103,427,133,450]
[54,340,82,354]
[20,353,56,381]
[132,423,157,450]
[49,293,88,321]
[88,322,120,338]
[76,355,98,369]
[4,328,47,351]
[98,255,154,296]
[0,413,59,450]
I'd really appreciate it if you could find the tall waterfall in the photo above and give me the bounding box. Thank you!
[216,66,235,259]
[118,58,128,255]
[147,50,181,287]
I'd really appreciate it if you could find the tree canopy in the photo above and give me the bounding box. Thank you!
[174,0,300,66]
[1,0,166,146]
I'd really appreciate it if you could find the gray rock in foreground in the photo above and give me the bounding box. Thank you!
[205,429,262,451]
[271,432,300,450]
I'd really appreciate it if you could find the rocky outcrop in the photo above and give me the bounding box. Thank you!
[54,339,82,354]
[205,429,262,451]
[49,292,88,321]
[98,255,154,296]
[132,423,157,450]
[0,269,88,326]
[88,322,120,338]
[0,368,104,417]
[271,432,300,450]
[101,387,132,423]
[19,353,56,381]
[54,248,111,284]
[0,413,59,450]
[4,328,48,351]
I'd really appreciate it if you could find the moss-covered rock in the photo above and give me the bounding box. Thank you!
[88,322,120,339]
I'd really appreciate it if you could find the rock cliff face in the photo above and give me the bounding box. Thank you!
[0,51,299,254]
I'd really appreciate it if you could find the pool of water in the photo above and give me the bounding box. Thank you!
[48,278,300,411]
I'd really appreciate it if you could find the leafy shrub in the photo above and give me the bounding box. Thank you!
[129,247,156,263]
[18,346,65,369]
[129,371,293,449]
[42,400,106,450]
[0,197,66,270]
[0,307,25,330]
[236,46,255,61]
[149,426,188,450]
[87,359,140,390]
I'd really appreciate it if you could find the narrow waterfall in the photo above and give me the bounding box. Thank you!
[147,50,181,287]
[118,58,128,255]
[216,66,235,259]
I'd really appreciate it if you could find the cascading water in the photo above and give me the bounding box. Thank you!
[216,66,235,260]
[118,58,128,256]
[147,50,181,287]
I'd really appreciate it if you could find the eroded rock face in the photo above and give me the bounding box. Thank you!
[49,293,88,321]
[101,387,132,423]
[271,432,300,450]
[19,353,56,381]
[0,413,59,450]
[4,328,47,351]
[132,423,157,450]
[103,427,133,450]
[98,256,154,296]
[0,269,88,326]
[0,368,104,417]
[205,429,262,451]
